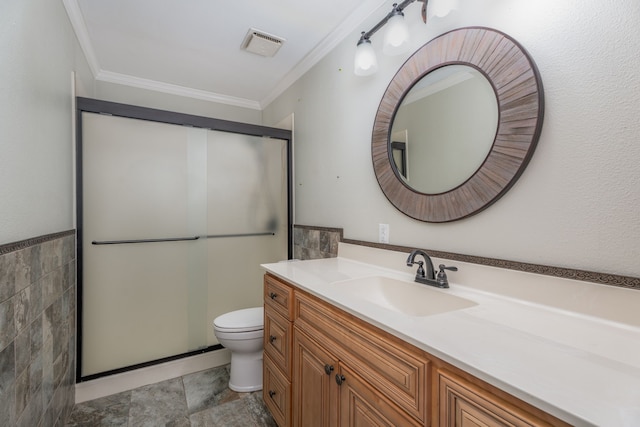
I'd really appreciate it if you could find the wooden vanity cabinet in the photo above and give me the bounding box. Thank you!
[263,273,570,427]
[263,275,294,427]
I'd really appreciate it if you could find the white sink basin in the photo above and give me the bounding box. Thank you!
[336,276,477,317]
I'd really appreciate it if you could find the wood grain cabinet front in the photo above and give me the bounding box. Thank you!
[264,355,291,427]
[292,286,429,426]
[293,327,421,427]
[265,273,294,319]
[263,274,294,427]
[438,370,569,427]
[294,290,429,424]
[339,363,422,427]
[292,328,339,427]
[264,307,292,378]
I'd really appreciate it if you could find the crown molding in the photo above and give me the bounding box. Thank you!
[96,70,262,110]
[63,0,101,76]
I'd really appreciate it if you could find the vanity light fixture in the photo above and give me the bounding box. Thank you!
[354,0,425,76]
[355,0,456,76]
[382,6,411,55]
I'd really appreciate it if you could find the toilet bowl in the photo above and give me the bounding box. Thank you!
[213,307,264,392]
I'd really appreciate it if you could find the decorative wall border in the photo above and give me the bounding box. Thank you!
[0,229,76,255]
[342,238,640,291]
[294,224,345,236]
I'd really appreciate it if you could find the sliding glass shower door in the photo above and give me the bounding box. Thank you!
[79,106,289,379]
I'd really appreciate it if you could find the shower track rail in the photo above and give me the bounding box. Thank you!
[91,232,275,245]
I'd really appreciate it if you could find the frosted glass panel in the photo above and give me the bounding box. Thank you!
[206,132,288,345]
[206,131,287,235]
[82,113,209,376]
[81,114,288,377]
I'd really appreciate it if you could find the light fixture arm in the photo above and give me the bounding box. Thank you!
[358,0,427,43]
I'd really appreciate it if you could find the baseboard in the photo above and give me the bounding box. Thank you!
[75,348,232,403]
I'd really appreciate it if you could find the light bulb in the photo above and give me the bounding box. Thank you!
[383,12,410,56]
[354,39,378,76]
[429,0,459,18]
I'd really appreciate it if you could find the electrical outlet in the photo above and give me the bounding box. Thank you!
[379,223,389,244]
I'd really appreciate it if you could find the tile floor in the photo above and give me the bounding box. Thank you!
[65,365,276,427]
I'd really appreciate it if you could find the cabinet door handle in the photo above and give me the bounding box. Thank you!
[269,292,277,299]
[324,364,334,375]
[335,374,346,386]
[268,390,276,398]
[269,335,277,343]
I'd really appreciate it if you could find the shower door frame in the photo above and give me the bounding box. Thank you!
[75,97,293,382]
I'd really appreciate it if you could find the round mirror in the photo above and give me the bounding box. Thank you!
[390,65,498,194]
[372,27,544,222]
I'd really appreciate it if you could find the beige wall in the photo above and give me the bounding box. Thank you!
[263,0,640,278]
[0,0,94,244]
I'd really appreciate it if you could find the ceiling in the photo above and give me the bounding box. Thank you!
[63,0,389,110]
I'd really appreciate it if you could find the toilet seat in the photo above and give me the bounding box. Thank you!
[213,307,264,333]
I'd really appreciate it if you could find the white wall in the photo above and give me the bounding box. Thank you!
[0,0,94,245]
[263,0,640,278]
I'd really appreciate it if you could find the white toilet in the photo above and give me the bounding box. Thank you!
[213,307,264,392]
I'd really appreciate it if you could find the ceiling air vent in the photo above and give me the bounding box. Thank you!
[241,28,286,57]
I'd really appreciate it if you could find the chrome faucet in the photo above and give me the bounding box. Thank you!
[406,249,457,288]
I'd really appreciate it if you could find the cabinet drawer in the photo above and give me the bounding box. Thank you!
[340,363,422,427]
[439,370,552,427]
[265,307,292,378]
[264,355,291,427]
[294,291,428,423]
[265,274,294,320]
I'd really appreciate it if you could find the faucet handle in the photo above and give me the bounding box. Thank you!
[436,264,457,287]
[438,264,458,273]
[414,260,425,278]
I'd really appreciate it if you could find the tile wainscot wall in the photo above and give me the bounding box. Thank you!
[0,231,77,427]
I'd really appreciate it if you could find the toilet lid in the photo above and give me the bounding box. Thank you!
[213,307,264,332]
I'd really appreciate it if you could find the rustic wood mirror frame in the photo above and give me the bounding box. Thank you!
[372,27,544,222]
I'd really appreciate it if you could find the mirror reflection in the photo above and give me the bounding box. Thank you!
[390,65,498,194]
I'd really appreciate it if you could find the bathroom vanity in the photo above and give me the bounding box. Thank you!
[261,243,640,426]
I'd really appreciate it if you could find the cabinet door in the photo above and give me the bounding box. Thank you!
[293,328,340,427]
[338,364,421,427]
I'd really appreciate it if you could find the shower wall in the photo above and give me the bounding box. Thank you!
[78,102,290,379]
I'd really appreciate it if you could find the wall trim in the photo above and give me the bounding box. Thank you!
[342,238,640,291]
[0,229,75,255]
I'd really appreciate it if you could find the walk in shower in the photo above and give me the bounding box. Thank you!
[76,98,291,380]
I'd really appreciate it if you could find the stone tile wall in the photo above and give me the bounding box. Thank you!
[0,231,76,426]
[293,225,342,260]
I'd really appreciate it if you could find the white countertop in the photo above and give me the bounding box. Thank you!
[261,244,640,427]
